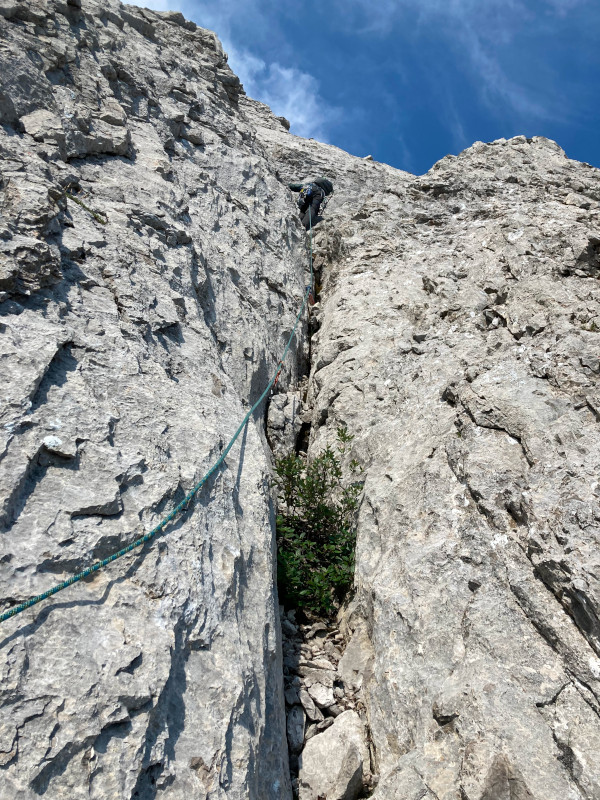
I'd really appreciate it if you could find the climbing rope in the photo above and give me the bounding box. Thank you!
[63,184,108,225]
[0,212,315,625]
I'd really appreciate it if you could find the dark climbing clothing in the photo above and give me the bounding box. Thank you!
[300,191,324,230]
[313,177,334,195]
[288,178,333,230]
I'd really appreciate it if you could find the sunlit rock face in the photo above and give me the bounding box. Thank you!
[0,2,305,798]
[3,1,600,798]
[249,104,600,799]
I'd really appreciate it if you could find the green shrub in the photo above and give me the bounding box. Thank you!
[274,426,362,615]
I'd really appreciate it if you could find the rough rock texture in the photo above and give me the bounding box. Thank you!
[248,106,600,796]
[0,2,309,798]
[299,710,369,800]
[3,1,600,799]
[267,390,304,459]
[278,608,372,797]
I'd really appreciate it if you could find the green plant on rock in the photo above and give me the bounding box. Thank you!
[274,426,363,615]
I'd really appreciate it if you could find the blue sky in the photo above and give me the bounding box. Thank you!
[127,0,600,175]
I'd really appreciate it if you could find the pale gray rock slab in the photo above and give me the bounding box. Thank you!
[337,625,373,693]
[368,766,432,800]
[41,434,76,459]
[298,710,369,800]
[297,667,336,688]
[0,1,311,797]
[299,657,336,671]
[307,683,335,709]
[299,688,324,722]
[542,683,600,800]
[20,109,65,145]
[250,117,600,798]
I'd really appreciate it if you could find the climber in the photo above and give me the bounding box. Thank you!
[288,177,334,230]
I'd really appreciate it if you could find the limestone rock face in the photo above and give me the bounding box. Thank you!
[299,710,369,800]
[267,390,304,458]
[249,111,600,797]
[3,1,600,798]
[0,2,306,798]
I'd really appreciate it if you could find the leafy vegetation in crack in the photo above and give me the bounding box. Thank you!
[274,426,362,615]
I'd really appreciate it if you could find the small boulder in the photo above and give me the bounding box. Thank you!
[281,618,298,636]
[300,657,336,671]
[308,682,335,708]
[287,705,305,755]
[306,622,328,639]
[299,710,369,800]
[21,109,65,145]
[285,686,300,706]
[42,435,77,459]
[299,688,324,722]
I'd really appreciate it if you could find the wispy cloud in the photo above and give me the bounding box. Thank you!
[544,0,588,13]
[225,43,340,140]
[124,0,338,141]
[443,97,469,151]
[455,22,552,120]
[336,0,578,123]
[337,0,586,33]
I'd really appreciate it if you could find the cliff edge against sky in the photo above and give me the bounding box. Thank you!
[1,1,600,799]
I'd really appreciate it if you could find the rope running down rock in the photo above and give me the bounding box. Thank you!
[0,210,316,624]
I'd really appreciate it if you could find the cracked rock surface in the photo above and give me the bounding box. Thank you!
[279,608,374,799]
[250,113,600,798]
[0,1,308,797]
[3,0,600,798]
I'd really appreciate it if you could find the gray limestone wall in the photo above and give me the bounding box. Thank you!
[2,1,600,799]
[251,107,600,798]
[0,2,306,798]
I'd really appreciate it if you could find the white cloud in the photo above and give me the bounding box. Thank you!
[124,1,338,142]
[224,42,340,141]
[336,0,570,122]
[252,65,333,140]
[124,0,179,10]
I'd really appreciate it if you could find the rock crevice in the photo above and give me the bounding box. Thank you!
[249,110,600,797]
[3,2,600,799]
[0,2,306,797]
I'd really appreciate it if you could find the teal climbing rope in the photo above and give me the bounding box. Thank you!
[0,213,315,625]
